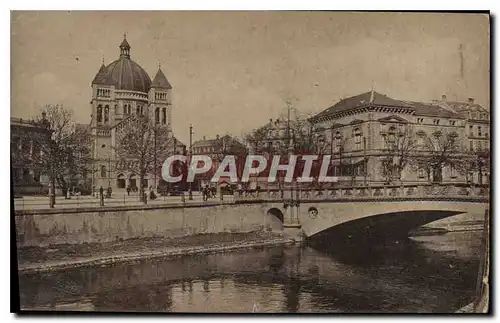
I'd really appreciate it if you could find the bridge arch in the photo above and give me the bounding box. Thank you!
[300,200,488,241]
[267,208,284,223]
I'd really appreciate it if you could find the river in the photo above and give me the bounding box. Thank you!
[17,230,483,313]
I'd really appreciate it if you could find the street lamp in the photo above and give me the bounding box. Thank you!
[188,124,193,200]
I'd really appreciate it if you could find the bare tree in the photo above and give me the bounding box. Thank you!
[34,104,93,207]
[412,131,463,183]
[114,114,171,202]
[459,147,490,185]
[379,126,418,184]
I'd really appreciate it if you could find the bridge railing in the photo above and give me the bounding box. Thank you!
[233,184,490,203]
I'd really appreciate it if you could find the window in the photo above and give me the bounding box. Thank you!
[477,141,483,151]
[333,131,342,153]
[469,125,474,136]
[104,105,109,123]
[449,120,456,126]
[433,119,440,125]
[33,171,41,183]
[470,140,474,151]
[478,126,482,137]
[387,126,396,145]
[136,106,140,115]
[418,168,425,178]
[155,107,160,124]
[417,118,424,124]
[354,128,362,151]
[97,105,103,123]
[140,105,144,115]
[468,172,474,183]
[450,166,456,178]
[100,165,106,178]
[162,108,167,125]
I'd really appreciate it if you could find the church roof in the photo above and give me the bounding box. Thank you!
[151,67,173,89]
[120,37,131,49]
[92,63,107,84]
[92,36,152,93]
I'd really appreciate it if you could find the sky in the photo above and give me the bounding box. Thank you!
[11,11,490,144]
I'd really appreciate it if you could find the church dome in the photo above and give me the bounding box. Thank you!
[92,36,152,93]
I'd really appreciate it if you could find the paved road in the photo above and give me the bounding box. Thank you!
[13,192,234,211]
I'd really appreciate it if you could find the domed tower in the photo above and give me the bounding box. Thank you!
[149,63,173,133]
[90,35,155,190]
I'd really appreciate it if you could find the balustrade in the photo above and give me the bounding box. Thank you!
[233,183,489,202]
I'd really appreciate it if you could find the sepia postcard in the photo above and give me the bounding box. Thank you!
[11,11,490,314]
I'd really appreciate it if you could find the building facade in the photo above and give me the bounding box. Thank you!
[11,116,52,195]
[90,36,185,192]
[192,134,248,189]
[308,90,490,187]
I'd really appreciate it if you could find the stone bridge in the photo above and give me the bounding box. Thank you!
[15,184,489,248]
[233,183,489,241]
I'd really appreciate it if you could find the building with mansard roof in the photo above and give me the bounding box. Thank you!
[308,90,490,186]
[90,36,185,192]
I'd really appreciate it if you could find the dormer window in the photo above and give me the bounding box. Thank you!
[433,119,440,125]
[417,118,424,124]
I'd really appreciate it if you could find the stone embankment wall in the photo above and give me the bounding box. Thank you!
[15,203,283,248]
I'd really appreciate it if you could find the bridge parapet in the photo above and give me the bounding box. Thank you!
[234,184,489,203]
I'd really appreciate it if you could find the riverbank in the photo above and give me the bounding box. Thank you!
[16,231,289,274]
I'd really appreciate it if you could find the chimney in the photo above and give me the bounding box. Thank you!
[441,94,447,101]
[203,136,206,141]
[216,134,220,140]
[468,97,475,104]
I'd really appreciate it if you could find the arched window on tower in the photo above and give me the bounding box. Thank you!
[97,105,103,123]
[162,108,167,125]
[136,106,140,115]
[155,107,160,124]
[104,105,109,123]
[100,165,106,178]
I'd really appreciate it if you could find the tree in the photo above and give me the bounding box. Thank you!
[460,147,490,185]
[379,126,418,184]
[114,114,171,202]
[412,130,464,183]
[34,104,93,206]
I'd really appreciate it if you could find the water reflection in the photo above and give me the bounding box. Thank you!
[18,231,482,313]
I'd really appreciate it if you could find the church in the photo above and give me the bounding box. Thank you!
[89,36,185,192]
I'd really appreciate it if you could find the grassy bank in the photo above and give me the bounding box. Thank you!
[16,231,287,274]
